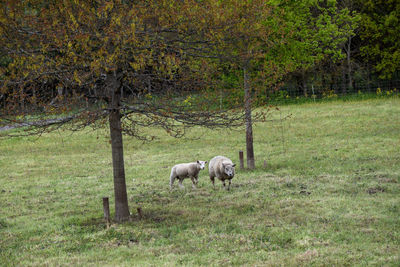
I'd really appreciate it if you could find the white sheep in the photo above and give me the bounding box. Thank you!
[208,156,236,190]
[169,160,207,190]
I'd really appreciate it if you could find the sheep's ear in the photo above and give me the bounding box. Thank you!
[232,164,236,167]
[222,163,225,168]
[197,160,200,164]
[205,161,208,164]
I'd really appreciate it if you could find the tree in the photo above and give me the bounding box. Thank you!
[207,0,291,169]
[279,0,360,96]
[335,0,361,93]
[0,0,244,222]
[358,0,400,79]
[209,0,358,168]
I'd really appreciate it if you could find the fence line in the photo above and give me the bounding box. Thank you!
[276,79,400,99]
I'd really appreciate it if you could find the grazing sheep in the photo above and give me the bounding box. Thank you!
[208,156,236,190]
[169,160,207,190]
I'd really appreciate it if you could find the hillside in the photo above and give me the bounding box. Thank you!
[1,98,399,266]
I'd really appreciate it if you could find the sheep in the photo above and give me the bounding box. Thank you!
[169,160,207,190]
[208,156,236,190]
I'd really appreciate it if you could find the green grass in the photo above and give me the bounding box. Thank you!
[1,97,399,266]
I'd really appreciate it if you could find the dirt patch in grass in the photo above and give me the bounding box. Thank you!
[366,186,386,194]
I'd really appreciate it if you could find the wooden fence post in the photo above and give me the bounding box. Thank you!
[239,150,244,170]
[103,197,111,228]
[137,207,143,219]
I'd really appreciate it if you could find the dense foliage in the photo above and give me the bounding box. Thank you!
[1,0,398,109]
[283,0,400,97]
[359,0,400,79]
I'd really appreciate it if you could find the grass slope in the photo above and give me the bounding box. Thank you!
[1,98,399,266]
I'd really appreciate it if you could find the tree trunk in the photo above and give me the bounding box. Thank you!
[32,87,37,107]
[342,65,347,95]
[367,62,371,92]
[244,67,255,169]
[21,87,25,111]
[301,71,307,97]
[108,73,130,222]
[322,74,327,93]
[347,37,353,91]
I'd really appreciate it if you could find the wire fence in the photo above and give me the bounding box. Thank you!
[279,80,400,98]
[271,79,400,102]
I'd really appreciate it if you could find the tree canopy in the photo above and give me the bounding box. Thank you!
[0,0,248,221]
[359,0,400,79]
[0,0,245,137]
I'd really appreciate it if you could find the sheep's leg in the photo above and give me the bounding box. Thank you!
[169,174,176,190]
[227,179,231,191]
[178,178,185,189]
[191,176,197,189]
[210,176,215,189]
[222,180,226,190]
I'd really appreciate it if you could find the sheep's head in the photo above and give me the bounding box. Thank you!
[196,160,207,170]
[222,163,236,178]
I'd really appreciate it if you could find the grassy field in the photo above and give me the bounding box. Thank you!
[1,98,399,266]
